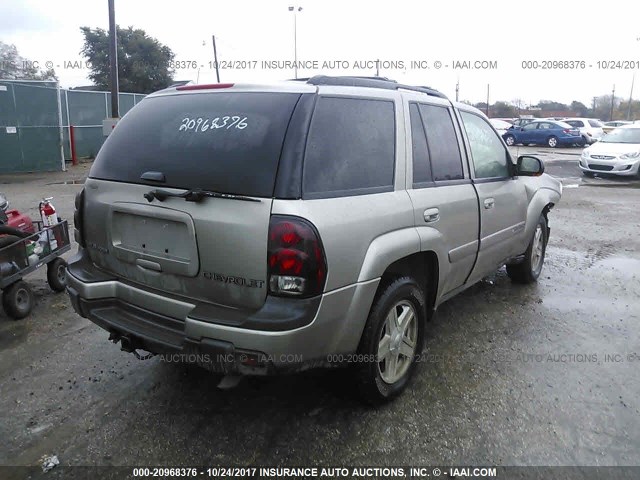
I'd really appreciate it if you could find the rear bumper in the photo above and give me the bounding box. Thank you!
[66,252,379,374]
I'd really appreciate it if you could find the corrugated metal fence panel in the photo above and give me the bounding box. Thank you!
[0,80,63,173]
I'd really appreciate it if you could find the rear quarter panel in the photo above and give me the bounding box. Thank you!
[271,191,417,291]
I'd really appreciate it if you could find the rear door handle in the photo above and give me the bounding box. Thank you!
[423,208,440,223]
[484,198,495,209]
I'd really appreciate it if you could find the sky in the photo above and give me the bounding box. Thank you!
[2,0,639,106]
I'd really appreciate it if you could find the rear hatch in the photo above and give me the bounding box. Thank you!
[84,88,303,310]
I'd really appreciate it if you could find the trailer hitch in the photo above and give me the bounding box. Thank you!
[108,331,155,360]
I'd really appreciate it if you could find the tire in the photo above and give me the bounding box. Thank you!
[547,136,558,148]
[354,276,426,404]
[47,257,67,292]
[0,235,22,248]
[0,226,31,238]
[507,215,548,284]
[2,280,34,319]
[504,135,515,146]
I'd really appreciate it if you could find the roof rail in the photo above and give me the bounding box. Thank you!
[288,75,395,83]
[302,75,447,99]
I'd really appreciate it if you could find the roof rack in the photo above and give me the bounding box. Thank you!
[300,75,447,99]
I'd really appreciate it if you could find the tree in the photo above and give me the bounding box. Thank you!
[570,101,589,117]
[491,101,518,118]
[537,100,569,111]
[0,41,57,80]
[592,94,621,121]
[614,99,640,121]
[80,26,175,94]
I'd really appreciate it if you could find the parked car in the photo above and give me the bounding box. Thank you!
[563,118,604,144]
[502,120,583,148]
[602,120,632,134]
[66,76,562,403]
[579,124,640,177]
[489,118,513,135]
[511,117,536,128]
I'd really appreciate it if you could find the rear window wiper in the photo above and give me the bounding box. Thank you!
[144,188,261,203]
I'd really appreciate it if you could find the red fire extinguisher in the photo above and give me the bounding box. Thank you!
[39,197,60,251]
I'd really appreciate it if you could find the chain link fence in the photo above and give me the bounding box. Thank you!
[0,79,146,174]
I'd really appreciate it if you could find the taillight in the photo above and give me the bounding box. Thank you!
[73,189,85,247]
[563,129,571,134]
[267,216,327,297]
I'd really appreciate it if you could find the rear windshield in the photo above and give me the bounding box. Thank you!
[90,92,301,197]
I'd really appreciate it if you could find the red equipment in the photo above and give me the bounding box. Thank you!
[5,209,36,234]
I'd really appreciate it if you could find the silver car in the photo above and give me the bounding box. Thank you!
[563,118,605,144]
[580,124,640,177]
[66,76,562,403]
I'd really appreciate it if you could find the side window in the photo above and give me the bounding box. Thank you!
[460,111,511,180]
[538,122,552,130]
[409,103,432,185]
[303,97,395,197]
[522,122,538,130]
[418,104,464,181]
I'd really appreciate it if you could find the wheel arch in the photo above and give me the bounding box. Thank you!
[376,251,439,322]
[524,188,558,241]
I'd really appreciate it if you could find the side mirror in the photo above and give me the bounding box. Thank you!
[516,155,544,176]
[520,127,525,131]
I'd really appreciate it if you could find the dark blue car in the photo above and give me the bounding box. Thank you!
[502,120,584,148]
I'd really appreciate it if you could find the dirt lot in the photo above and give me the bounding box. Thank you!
[0,152,639,476]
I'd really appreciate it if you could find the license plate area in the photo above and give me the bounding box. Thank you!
[109,203,199,277]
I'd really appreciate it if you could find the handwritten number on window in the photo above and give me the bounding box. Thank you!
[178,116,248,132]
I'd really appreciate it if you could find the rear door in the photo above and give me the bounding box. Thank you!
[457,110,528,284]
[404,96,480,296]
[84,89,303,310]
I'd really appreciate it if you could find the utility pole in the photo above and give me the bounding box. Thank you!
[486,84,490,117]
[592,96,597,115]
[211,35,220,83]
[107,0,119,118]
[627,74,635,120]
[610,84,616,121]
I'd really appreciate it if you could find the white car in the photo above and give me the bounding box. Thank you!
[579,124,640,177]
[563,118,604,144]
[489,118,513,135]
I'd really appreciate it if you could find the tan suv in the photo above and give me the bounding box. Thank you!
[67,76,562,403]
